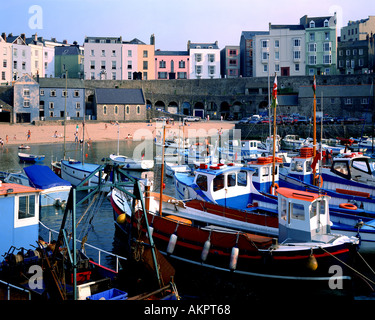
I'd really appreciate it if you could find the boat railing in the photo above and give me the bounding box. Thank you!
[0,279,32,300]
[39,221,127,273]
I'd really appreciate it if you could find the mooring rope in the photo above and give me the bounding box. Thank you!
[319,246,375,286]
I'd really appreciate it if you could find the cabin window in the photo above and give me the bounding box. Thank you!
[291,160,304,172]
[332,161,349,177]
[352,159,369,174]
[305,160,312,173]
[227,173,236,187]
[262,166,270,177]
[280,198,288,222]
[196,174,208,192]
[238,170,247,186]
[252,168,259,177]
[18,195,36,220]
[291,203,305,220]
[213,174,224,192]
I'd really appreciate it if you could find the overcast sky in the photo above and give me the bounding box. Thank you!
[1,0,374,50]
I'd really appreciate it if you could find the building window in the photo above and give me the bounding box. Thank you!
[361,98,369,104]
[324,19,329,27]
[143,50,148,58]
[158,72,168,79]
[323,54,332,64]
[74,90,79,97]
[294,63,300,72]
[112,50,116,57]
[308,55,317,65]
[293,51,301,60]
[40,89,44,96]
[137,105,140,114]
[309,33,315,41]
[103,105,107,115]
[159,60,166,68]
[23,100,30,108]
[195,54,202,62]
[263,64,268,72]
[208,65,215,75]
[208,54,215,63]
[143,61,148,70]
[62,90,68,97]
[196,65,202,74]
[177,72,187,79]
[261,40,269,48]
[112,61,116,70]
[179,60,185,68]
[323,42,331,52]
[126,105,130,114]
[114,105,118,114]
[325,32,330,40]
[101,61,106,69]
[274,51,279,60]
[308,43,316,52]
[49,102,54,109]
[346,50,351,56]
[50,90,56,97]
[345,98,353,105]
[90,61,95,69]
[128,72,132,80]
[275,64,280,72]
[359,58,364,67]
[359,49,364,55]
[101,50,105,57]
[23,89,30,97]
[309,20,315,28]
[293,39,301,47]
[112,72,116,80]
[128,50,132,57]
[91,72,95,80]
[275,40,280,48]
[90,50,94,56]
[76,102,80,109]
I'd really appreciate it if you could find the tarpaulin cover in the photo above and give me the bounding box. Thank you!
[24,165,71,189]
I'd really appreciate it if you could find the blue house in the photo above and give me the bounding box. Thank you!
[13,74,40,123]
[38,78,85,120]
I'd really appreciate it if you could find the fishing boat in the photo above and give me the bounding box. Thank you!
[111,184,359,280]
[281,135,307,151]
[279,148,375,215]
[109,154,154,170]
[165,162,191,177]
[18,152,45,163]
[18,145,30,149]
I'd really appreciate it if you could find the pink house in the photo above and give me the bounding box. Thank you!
[154,50,190,80]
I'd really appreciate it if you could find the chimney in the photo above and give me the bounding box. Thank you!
[21,33,26,42]
[150,33,155,45]
[34,33,37,41]
[63,39,67,44]
[187,40,191,51]
[1,32,6,42]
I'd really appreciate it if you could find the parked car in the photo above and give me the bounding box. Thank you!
[183,116,200,122]
[237,117,251,124]
[295,116,309,125]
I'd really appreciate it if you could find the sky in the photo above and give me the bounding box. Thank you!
[0,0,374,51]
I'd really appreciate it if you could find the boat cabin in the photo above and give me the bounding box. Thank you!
[0,182,40,260]
[247,156,281,193]
[286,147,318,184]
[331,153,375,184]
[276,187,331,243]
[193,163,256,209]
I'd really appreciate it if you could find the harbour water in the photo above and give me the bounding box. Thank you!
[1,139,375,302]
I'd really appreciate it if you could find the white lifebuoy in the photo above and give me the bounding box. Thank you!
[167,234,178,254]
[147,226,154,238]
[229,246,239,270]
[201,240,211,262]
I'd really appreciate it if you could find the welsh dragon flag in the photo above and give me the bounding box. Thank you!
[272,75,277,107]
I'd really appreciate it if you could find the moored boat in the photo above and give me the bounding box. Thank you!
[18,152,45,163]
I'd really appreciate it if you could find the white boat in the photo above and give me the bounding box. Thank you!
[281,135,307,151]
[109,154,154,170]
[165,162,191,177]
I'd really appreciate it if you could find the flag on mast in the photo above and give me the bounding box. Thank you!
[272,75,278,106]
[312,75,316,95]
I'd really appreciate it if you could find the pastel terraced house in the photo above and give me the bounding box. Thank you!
[154,50,189,80]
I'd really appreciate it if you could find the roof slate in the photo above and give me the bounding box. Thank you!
[95,88,145,105]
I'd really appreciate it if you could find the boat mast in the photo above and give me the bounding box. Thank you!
[271,73,277,194]
[313,75,317,185]
[63,71,67,160]
[158,122,167,216]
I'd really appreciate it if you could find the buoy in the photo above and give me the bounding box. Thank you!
[167,234,178,254]
[116,214,126,224]
[163,183,166,189]
[306,253,318,271]
[229,246,239,270]
[201,240,211,261]
[339,203,358,210]
[85,153,88,158]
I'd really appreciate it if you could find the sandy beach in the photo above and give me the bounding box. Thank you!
[0,121,235,146]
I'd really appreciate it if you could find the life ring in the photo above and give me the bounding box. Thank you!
[339,203,358,210]
[269,183,279,194]
[315,174,323,188]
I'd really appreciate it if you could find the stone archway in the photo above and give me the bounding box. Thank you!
[182,102,190,115]
[155,100,166,111]
[167,101,178,114]
[219,101,230,119]
[193,101,205,118]
[232,101,243,120]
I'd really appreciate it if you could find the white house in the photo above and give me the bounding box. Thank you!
[0,34,12,84]
[188,41,221,79]
[254,24,306,77]
[6,33,31,81]
[83,36,123,80]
